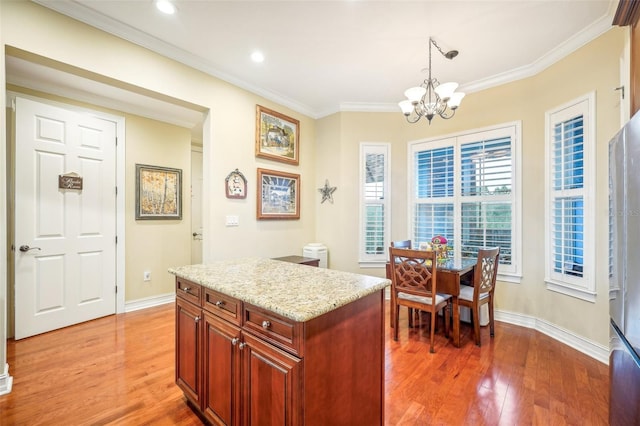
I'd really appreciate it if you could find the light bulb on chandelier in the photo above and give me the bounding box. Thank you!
[399,37,465,125]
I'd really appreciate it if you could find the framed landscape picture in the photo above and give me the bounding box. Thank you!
[135,164,182,220]
[257,168,300,220]
[255,105,300,165]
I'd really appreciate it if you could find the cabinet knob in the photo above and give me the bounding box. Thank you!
[182,287,191,293]
[215,300,225,307]
[238,342,247,350]
[231,337,240,346]
[262,320,271,329]
[195,316,201,323]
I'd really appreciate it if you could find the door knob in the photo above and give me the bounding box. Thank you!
[19,245,41,252]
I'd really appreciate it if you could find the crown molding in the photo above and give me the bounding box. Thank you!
[33,0,318,118]
[34,0,618,120]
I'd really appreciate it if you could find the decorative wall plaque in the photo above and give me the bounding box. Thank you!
[58,172,83,190]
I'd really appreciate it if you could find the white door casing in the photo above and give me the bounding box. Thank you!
[14,97,117,339]
[191,148,203,264]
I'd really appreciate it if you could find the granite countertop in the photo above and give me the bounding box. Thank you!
[168,258,390,322]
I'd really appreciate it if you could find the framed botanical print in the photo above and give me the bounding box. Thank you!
[255,105,300,165]
[135,164,182,220]
[225,168,247,199]
[257,168,300,220]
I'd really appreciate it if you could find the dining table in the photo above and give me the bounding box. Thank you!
[386,257,476,348]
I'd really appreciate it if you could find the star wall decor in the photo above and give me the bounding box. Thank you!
[318,179,337,204]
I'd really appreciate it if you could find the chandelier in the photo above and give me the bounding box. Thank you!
[399,37,465,124]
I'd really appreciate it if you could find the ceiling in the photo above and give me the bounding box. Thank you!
[6,0,619,135]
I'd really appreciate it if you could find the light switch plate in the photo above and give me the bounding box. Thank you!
[225,215,239,226]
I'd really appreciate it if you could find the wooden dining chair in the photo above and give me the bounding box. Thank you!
[390,240,415,325]
[459,247,500,346]
[390,240,412,249]
[389,247,451,353]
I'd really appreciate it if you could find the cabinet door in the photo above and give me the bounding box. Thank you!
[203,312,241,426]
[176,297,202,406]
[241,332,302,426]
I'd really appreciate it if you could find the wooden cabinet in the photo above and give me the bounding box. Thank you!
[175,277,384,426]
[202,311,240,425]
[175,296,202,408]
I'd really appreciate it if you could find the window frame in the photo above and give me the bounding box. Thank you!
[408,122,522,282]
[544,92,596,302]
[358,142,391,266]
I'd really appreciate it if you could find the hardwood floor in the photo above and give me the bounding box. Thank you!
[0,302,609,425]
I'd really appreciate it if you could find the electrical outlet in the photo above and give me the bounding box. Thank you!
[225,215,239,227]
[143,271,151,281]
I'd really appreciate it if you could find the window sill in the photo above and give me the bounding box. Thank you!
[358,260,386,269]
[545,280,596,303]
[497,272,522,284]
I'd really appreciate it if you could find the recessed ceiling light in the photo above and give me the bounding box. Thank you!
[156,0,176,15]
[251,51,265,63]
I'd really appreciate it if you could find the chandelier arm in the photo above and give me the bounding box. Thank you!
[430,38,447,58]
[405,113,422,124]
[439,108,457,120]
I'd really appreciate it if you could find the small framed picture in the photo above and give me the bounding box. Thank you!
[135,164,182,220]
[225,169,247,199]
[257,168,300,220]
[255,105,300,165]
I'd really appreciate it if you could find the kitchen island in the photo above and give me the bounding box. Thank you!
[169,258,390,426]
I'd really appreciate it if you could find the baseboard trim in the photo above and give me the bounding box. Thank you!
[125,293,175,313]
[125,292,609,365]
[0,363,13,396]
[495,310,609,365]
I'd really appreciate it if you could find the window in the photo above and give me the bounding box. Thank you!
[359,143,390,265]
[545,93,595,301]
[409,124,521,280]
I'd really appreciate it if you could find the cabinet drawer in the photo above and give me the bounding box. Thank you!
[176,278,202,305]
[243,304,303,356]
[203,288,242,326]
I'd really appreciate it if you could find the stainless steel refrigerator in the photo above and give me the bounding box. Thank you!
[609,111,640,426]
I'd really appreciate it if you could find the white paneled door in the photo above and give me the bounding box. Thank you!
[14,97,117,339]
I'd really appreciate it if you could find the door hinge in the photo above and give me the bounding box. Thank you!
[115,137,118,146]
[115,186,118,195]
[115,236,118,244]
[115,286,118,294]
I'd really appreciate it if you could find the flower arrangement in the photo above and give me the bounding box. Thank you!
[431,235,449,262]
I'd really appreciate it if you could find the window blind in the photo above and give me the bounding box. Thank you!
[551,115,584,278]
[410,125,517,274]
[361,148,389,258]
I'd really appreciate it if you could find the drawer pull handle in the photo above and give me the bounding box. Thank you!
[262,320,271,329]
[238,342,247,350]
[231,337,240,346]
[182,287,191,293]
[215,300,225,307]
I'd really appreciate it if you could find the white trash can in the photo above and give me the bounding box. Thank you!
[303,243,328,268]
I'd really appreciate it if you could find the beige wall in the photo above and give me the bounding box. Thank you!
[316,28,626,348]
[1,1,316,301]
[125,117,191,301]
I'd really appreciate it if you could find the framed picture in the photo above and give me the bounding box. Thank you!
[255,105,300,165]
[135,164,182,220]
[225,168,247,199]
[257,168,300,220]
